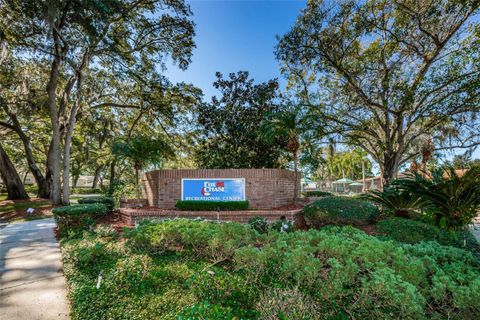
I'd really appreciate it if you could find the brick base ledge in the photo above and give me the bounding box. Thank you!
[119,208,302,225]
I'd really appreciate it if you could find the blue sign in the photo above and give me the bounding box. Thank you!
[181,178,245,201]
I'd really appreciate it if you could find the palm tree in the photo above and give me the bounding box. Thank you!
[113,136,174,204]
[261,104,322,203]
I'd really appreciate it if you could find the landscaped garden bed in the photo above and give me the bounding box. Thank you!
[60,218,480,319]
[54,169,480,319]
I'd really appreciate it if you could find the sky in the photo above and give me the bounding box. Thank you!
[165,0,479,163]
[166,0,306,99]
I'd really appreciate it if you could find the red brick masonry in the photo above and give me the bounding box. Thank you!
[141,169,300,209]
[119,207,303,225]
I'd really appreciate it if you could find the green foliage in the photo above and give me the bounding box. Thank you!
[78,196,115,211]
[52,203,109,217]
[256,288,318,320]
[53,204,108,237]
[24,185,39,194]
[395,167,480,230]
[71,188,104,195]
[276,0,480,184]
[195,71,284,169]
[177,301,241,320]
[248,216,269,234]
[377,218,480,257]
[270,219,294,233]
[175,200,249,211]
[302,190,333,197]
[113,136,174,173]
[363,187,426,218]
[127,219,258,261]
[63,220,480,319]
[302,196,378,228]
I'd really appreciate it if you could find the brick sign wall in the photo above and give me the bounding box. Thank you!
[141,169,300,209]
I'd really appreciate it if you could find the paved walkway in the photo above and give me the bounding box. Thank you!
[0,218,70,319]
[471,216,480,243]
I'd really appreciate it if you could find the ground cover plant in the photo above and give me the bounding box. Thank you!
[61,219,480,320]
[302,196,378,228]
[377,217,480,258]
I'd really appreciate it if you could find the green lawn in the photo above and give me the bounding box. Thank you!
[0,199,51,222]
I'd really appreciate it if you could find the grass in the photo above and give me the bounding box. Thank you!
[0,199,51,222]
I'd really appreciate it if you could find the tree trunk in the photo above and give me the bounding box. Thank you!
[293,151,299,204]
[46,52,62,205]
[109,160,116,192]
[380,151,400,187]
[62,80,82,205]
[0,143,29,200]
[1,104,50,198]
[72,174,79,189]
[92,165,103,189]
[361,159,366,192]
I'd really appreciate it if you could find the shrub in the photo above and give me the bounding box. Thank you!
[256,287,318,320]
[302,190,333,197]
[175,200,249,211]
[53,204,108,237]
[78,196,115,211]
[248,216,268,234]
[377,217,480,256]
[127,219,258,262]
[270,218,294,233]
[62,220,480,319]
[362,187,426,218]
[394,166,480,230]
[71,187,104,195]
[234,226,480,318]
[302,196,378,228]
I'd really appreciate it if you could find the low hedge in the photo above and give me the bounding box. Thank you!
[302,196,378,227]
[71,187,104,195]
[302,190,333,197]
[53,203,109,237]
[78,196,115,211]
[175,200,249,211]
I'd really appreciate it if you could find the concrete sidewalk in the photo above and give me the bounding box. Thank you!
[471,216,480,243]
[0,218,70,319]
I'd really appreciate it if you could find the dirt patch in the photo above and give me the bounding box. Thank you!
[358,224,377,235]
[0,198,52,223]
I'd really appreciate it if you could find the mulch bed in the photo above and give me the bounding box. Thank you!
[97,211,132,232]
